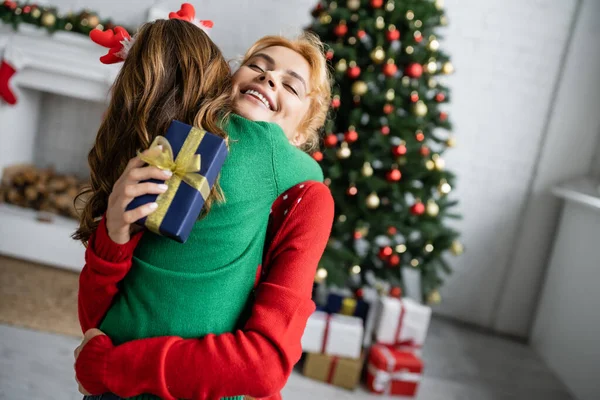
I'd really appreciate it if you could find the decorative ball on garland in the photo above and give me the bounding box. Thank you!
[413,100,428,117]
[383,60,398,77]
[336,59,348,73]
[347,0,360,11]
[442,61,455,74]
[334,21,348,37]
[337,142,352,159]
[383,103,394,114]
[381,125,390,135]
[415,130,425,141]
[426,199,440,216]
[353,230,362,239]
[366,192,380,209]
[324,134,338,147]
[357,29,367,39]
[410,91,419,102]
[331,95,341,109]
[435,92,446,102]
[345,127,359,143]
[387,25,400,41]
[41,11,57,28]
[385,0,395,12]
[379,246,393,259]
[352,80,368,96]
[404,63,423,78]
[392,143,407,157]
[347,62,361,79]
[371,0,384,8]
[375,16,385,29]
[385,89,395,101]
[411,201,425,215]
[386,168,402,182]
[420,146,430,156]
[414,30,423,43]
[370,46,385,64]
[319,13,332,24]
[312,151,323,162]
[347,185,358,196]
[438,179,452,195]
[362,162,374,177]
[387,226,397,235]
[388,254,401,267]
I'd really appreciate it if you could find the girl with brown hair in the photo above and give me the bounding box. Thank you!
[74,6,334,399]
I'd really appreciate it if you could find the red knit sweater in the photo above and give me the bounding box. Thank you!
[76,181,334,400]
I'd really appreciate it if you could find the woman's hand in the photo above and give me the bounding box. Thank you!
[106,146,173,244]
[74,328,106,395]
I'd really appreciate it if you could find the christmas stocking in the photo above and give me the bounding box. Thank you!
[0,45,26,105]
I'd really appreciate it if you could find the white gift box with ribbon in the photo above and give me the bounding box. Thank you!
[374,296,432,347]
[301,311,364,359]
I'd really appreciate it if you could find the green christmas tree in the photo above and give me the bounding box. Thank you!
[308,0,462,304]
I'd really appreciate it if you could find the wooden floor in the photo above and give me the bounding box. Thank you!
[0,317,573,400]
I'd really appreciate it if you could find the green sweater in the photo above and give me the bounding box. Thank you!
[99,114,323,399]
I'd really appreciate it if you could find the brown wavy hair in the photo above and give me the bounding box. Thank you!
[74,19,232,245]
[241,32,332,152]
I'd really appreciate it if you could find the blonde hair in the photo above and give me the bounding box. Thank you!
[241,32,332,152]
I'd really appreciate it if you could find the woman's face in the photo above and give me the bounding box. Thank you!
[231,46,311,146]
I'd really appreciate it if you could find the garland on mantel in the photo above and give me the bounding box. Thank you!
[0,0,133,36]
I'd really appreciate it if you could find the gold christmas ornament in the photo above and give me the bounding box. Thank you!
[376,16,385,30]
[351,13,359,22]
[446,136,457,147]
[427,289,441,305]
[347,0,360,10]
[362,162,374,177]
[439,180,452,195]
[410,258,419,267]
[366,192,380,209]
[413,100,428,117]
[315,267,328,283]
[451,240,464,256]
[414,20,423,28]
[385,1,395,11]
[319,13,332,24]
[348,37,357,45]
[425,243,434,253]
[65,22,73,31]
[405,46,414,55]
[426,199,440,217]
[427,60,438,74]
[336,59,348,73]
[440,15,448,26]
[330,1,338,10]
[352,81,368,96]
[351,265,362,275]
[41,12,57,27]
[406,10,415,20]
[396,244,407,253]
[434,156,446,170]
[435,0,445,10]
[87,14,100,27]
[31,8,42,18]
[337,142,352,159]
[428,78,438,88]
[425,160,435,170]
[442,61,455,74]
[428,39,440,51]
[386,89,395,101]
[401,76,411,86]
[338,214,347,222]
[371,46,386,64]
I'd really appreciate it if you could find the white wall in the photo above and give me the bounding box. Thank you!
[24,0,600,337]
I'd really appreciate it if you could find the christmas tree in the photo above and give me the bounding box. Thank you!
[308,0,462,304]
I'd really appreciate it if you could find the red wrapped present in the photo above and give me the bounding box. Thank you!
[366,344,423,397]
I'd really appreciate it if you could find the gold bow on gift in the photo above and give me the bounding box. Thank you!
[138,128,210,234]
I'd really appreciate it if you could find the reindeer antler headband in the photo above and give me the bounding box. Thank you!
[90,3,213,65]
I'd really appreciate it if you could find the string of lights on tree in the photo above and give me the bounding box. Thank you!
[0,0,131,35]
[308,0,462,304]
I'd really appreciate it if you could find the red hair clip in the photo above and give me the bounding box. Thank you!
[89,26,133,64]
[169,3,214,31]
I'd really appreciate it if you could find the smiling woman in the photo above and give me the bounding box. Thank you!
[232,34,331,152]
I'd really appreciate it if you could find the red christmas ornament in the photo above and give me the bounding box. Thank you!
[440,111,448,121]
[326,50,334,60]
[312,151,323,162]
[23,5,31,13]
[357,30,366,39]
[387,29,400,42]
[435,93,446,102]
[410,92,419,102]
[416,131,425,141]
[371,0,384,8]
[389,254,401,267]
[379,246,393,259]
[353,230,362,239]
[331,97,341,108]
[381,125,390,135]
[347,185,358,196]
[356,288,364,298]
[348,65,361,79]
[386,169,402,182]
[415,33,423,43]
[387,226,397,235]
[345,129,359,143]
[420,146,430,156]
[4,0,16,10]
[334,23,348,37]
[324,134,338,147]
[405,63,423,78]
[411,202,426,215]
[383,62,398,77]
[383,104,394,114]
[392,144,407,157]
[390,286,402,298]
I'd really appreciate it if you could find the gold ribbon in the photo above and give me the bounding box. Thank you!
[138,127,210,235]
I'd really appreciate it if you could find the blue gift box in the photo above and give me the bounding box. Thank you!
[126,120,228,243]
[326,293,370,325]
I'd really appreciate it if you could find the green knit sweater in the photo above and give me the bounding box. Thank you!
[99,114,323,399]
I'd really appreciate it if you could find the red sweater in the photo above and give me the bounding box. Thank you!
[76,181,334,400]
